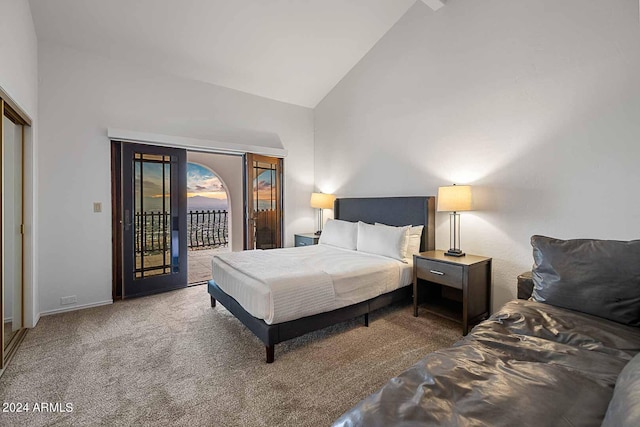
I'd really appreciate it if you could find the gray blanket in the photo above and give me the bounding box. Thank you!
[333,299,640,427]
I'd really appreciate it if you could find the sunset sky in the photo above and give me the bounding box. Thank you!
[187,163,226,200]
[136,163,277,212]
[136,163,228,212]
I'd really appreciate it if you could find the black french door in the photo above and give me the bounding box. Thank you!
[120,143,187,297]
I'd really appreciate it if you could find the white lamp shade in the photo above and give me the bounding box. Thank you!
[310,192,336,209]
[437,185,472,212]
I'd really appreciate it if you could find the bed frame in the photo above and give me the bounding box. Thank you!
[208,196,436,363]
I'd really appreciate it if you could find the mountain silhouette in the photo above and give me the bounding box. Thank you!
[187,196,228,211]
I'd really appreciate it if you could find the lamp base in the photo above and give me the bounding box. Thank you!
[315,230,322,236]
[444,249,465,257]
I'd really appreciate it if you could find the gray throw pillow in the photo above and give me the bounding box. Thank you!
[602,353,640,427]
[530,235,640,326]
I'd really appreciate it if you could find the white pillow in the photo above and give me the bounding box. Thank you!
[375,223,424,261]
[319,219,358,250]
[358,221,410,262]
[405,225,424,258]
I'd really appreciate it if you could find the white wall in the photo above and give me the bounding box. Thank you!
[0,0,38,116]
[38,42,315,315]
[0,0,38,327]
[315,0,640,311]
[187,152,243,252]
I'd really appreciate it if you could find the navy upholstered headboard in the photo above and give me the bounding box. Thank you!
[334,196,435,252]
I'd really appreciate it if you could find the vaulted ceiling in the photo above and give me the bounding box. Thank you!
[29,0,429,107]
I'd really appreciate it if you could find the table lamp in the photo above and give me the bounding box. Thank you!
[437,184,472,257]
[310,192,336,235]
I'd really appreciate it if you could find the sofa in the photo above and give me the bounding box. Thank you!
[333,236,640,427]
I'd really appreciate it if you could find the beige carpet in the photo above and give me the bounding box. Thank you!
[0,286,461,426]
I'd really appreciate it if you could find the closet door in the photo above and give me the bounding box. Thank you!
[2,115,23,334]
[1,99,26,372]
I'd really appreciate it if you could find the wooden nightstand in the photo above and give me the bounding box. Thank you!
[294,233,320,247]
[413,250,492,335]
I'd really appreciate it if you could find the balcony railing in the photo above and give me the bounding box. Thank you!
[134,210,228,253]
[187,210,228,249]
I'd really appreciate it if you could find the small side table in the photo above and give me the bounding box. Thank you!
[413,250,492,335]
[294,233,320,247]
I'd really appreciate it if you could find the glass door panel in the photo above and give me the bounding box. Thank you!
[122,143,187,297]
[133,153,173,278]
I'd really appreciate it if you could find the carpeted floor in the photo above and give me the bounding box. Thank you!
[0,286,461,426]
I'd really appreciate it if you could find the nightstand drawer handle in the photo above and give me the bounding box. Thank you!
[429,270,445,276]
[300,242,307,246]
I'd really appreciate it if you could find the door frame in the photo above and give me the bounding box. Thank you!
[0,95,30,374]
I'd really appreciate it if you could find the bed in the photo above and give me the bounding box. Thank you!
[332,236,640,426]
[207,196,435,363]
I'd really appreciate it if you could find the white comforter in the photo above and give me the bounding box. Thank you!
[212,244,410,324]
[212,248,335,324]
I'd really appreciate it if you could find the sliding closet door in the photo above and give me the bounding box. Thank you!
[244,154,283,250]
[2,116,23,338]
[121,143,188,298]
[1,96,28,373]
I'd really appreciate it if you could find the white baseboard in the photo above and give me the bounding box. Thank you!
[32,312,41,328]
[39,300,113,317]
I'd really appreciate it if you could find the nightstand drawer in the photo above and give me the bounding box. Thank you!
[415,258,463,289]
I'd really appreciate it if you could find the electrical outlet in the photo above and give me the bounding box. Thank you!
[60,295,77,305]
[93,202,102,213]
